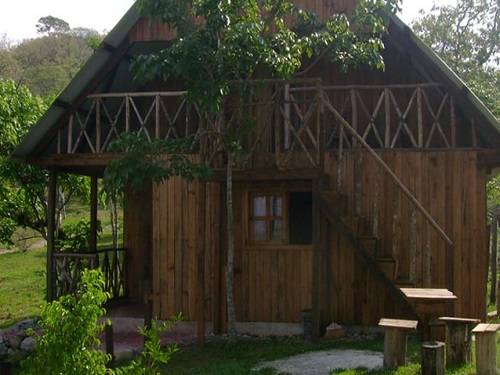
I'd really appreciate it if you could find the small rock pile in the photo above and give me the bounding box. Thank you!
[0,320,39,363]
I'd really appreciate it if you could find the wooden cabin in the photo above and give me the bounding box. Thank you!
[14,0,500,339]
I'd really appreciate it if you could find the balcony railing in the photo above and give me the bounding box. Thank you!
[51,81,476,169]
[53,248,127,300]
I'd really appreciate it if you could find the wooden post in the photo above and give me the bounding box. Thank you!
[439,317,479,366]
[311,178,321,341]
[421,341,445,375]
[384,328,407,368]
[105,323,115,368]
[47,170,57,301]
[197,181,206,347]
[490,216,498,305]
[473,324,500,375]
[379,319,418,369]
[90,176,98,254]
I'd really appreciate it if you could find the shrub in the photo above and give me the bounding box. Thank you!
[57,219,102,252]
[20,269,110,375]
[20,269,180,375]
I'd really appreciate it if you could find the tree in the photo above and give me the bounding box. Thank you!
[1,18,101,96]
[105,0,400,336]
[0,79,89,245]
[412,0,499,118]
[36,16,71,35]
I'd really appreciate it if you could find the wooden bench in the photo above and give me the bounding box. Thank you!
[438,317,480,366]
[379,318,418,368]
[472,323,500,375]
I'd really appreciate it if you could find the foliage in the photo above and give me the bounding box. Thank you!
[20,269,111,375]
[36,16,71,35]
[0,78,90,245]
[0,18,102,96]
[134,0,401,113]
[115,317,181,375]
[412,0,500,207]
[57,219,102,252]
[412,0,499,119]
[104,132,211,196]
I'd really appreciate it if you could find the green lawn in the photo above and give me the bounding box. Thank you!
[162,335,500,375]
[0,248,46,328]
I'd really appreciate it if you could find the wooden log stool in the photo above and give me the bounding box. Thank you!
[422,341,445,375]
[379,318,418,368]
[438,316,480,366]
[472,323,500,375]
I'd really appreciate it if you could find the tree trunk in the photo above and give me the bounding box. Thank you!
[491,215,497,306]
[109,195,118,249]
[226,152,237,337]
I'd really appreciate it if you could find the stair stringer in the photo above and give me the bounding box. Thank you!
[319,192,420,322]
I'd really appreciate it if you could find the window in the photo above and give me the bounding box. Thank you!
[250,194,285,243]
[248,191,312,245]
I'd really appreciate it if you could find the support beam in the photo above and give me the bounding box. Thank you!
[90,176,98,253]
[197,181,207,346]
[47,170,57,301]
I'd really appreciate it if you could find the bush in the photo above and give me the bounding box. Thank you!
[20,269,110,375]
[20,269,179,375]
[57,219,102,252]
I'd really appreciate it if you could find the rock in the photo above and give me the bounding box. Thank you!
[324,323,345,340]
[6,335,22,349]
[20,337,36,352]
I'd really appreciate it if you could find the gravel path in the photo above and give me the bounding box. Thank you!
[254,349,383,375]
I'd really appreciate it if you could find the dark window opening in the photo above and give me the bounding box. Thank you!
[289,191,312,245]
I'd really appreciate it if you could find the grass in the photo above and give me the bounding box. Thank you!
[0,248,46,328]
[160,333,500,375]
[162,337,414,375]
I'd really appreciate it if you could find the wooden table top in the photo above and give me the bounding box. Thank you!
[379,318,418,330]
[400,288,457,301]
[472,323,500,333]
[438,316,480,324]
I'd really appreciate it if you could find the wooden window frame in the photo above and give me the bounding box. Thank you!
[248,191,288,245]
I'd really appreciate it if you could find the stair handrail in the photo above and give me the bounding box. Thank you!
[321,94,454,247]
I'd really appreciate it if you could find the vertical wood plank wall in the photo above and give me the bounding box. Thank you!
[124,184,152,300]
[126,150,488,326]
[323,150,488,323]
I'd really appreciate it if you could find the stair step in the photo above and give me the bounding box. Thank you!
[395,278,415,288]
[377,257,397,281]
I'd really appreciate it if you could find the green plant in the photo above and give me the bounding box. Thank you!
[19,268,180,374]
[116,316,181,375]
[56,218,102,252]
[20,269,111,375]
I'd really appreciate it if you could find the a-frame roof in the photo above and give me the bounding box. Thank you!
[13,3,500,159]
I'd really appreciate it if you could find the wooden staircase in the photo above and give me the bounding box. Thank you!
[319,190,419,319]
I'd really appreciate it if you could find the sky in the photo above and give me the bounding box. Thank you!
[0,0,457,43]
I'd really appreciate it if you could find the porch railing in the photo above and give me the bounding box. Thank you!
[53,248,127,300]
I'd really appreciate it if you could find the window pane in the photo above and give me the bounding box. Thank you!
[271,220,283,241]
[253,220,267,241]
[271,196,283,217]
[253,196,266,217]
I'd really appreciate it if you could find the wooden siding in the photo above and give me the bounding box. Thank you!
[129,150,488,326]
[150,178,221,321]
[323,150,488,323]
[124,183,152,300]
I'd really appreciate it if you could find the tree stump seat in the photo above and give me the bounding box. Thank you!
[379,318,418,368]
[472,323,500,375]
[422,341,445,375]
[438,316,480,366]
